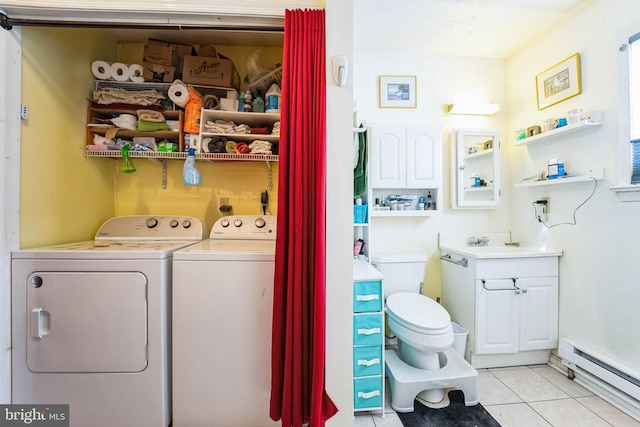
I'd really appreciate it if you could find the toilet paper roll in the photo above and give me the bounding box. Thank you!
[128,64,145,83]
[110,62,130,82]
[168,79,189,108]
[91,60,112,80]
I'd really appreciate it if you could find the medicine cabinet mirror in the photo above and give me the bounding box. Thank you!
[451,128,500,208]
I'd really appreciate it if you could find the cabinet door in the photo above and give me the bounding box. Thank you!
[519,277,558,351]
[476,279,519,354]
[405,125,441,188]
[369,125,405,188]
[451,128,500,208]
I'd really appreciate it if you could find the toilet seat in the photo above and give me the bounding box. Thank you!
[386,293,451,335]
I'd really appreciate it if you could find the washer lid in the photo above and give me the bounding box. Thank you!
[386,293,451,333]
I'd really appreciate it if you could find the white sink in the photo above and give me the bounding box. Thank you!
[439,244,563,259]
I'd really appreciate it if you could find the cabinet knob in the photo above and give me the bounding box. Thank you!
[522,289,528,294]
[515,290,521,295]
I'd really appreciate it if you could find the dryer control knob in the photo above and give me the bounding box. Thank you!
[255,218,266,228]
[170,220,179,228]
[146,217,158,228]
[234,219,243,227]
[182,220,192,228]
[221,219,230,228]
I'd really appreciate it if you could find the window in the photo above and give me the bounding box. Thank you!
[612,28,640,200]
[630,33,640,184]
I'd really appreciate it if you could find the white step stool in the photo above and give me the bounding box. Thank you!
[385,348,478,412]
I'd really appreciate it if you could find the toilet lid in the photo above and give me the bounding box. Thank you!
[386,293,451,333]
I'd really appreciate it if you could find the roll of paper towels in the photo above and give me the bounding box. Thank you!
[168,80,189,108]
[129,64,144,83]
[110,62,130,82]
[91,60,112,80]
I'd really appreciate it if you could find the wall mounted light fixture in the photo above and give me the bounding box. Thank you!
[446,103,501,115]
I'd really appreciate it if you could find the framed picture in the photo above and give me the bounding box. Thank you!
[535,53,582,110]
[379,75,417,108]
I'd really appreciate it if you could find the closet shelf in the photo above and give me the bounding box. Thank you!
[514,115,602,146]
[84,149,278,162]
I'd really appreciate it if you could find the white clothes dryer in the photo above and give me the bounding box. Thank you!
[11,215,207,427]
[172,215,277,427]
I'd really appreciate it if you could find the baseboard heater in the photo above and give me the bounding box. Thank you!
[559,338,640,421]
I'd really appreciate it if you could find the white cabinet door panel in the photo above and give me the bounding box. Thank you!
[406,126,440,188]
[370,126,405,188]
[519,277,558,351]
[476,280,519,354]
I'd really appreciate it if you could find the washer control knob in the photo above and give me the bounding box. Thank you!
[255,218,266,228]
[170,220,179,228]
[221,219,230,228]
[182,220,192,229]
[234,218,243,227]
[146,217,158,228]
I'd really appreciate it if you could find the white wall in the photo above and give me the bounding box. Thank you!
[353,51,510,297]
[0,27,21,404]
[507,0,640,371]
[325,0,355,424]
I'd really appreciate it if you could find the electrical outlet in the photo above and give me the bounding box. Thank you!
[539,197,549,213]
[21,105,28,120]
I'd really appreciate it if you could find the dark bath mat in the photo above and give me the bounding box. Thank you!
[397,390,501,427]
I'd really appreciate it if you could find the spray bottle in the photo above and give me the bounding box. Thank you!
[183,148,201,186]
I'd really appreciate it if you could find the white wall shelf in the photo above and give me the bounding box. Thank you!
[514,116,602,146]
[513,170,603,188]
[464,149,493,160]
[370,210,436,217]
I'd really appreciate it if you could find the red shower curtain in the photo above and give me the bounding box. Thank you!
[270,8,338,427]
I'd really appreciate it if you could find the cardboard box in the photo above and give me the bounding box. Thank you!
[142,62,175,83]
[148,39,195,76]
[143,44,177,67]
[192,44,218,58]
[182,55,240,90]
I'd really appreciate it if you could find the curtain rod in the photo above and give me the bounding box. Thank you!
[0,12,284,32]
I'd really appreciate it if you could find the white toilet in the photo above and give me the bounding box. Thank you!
[371,253,478,412]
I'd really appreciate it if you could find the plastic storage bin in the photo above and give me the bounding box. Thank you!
[451,322,468,358]
[353,204,368,224]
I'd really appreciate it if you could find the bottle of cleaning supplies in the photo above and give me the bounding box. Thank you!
[252,91,265,113]
[265,83,281,113]
[121,144,136,174]
[237,92,245,112]
[243,92,253,112]
[183,148,201,186]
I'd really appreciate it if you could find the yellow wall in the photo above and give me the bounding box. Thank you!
[21,27,117,247]
[21,27,281,247]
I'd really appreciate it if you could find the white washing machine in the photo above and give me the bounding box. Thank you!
[172,215,278,427]
[11,215,207,427]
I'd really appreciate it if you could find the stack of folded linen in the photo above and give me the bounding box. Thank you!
[249,140,272,154]
[203,119,251,134]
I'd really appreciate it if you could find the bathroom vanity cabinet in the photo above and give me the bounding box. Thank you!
[440,247,561,369]
[352,259,385,415]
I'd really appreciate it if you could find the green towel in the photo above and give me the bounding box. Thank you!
[354,124,367,197]
[137,119,170,132]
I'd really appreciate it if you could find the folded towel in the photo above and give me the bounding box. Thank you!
[225,141,237,154]
[235,142,251,154]
[203,94,220,110]
[137,109,165,123]
[137,119,170,132]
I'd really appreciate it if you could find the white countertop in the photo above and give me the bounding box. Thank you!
[353,258,384,281]
[440,244,563,259]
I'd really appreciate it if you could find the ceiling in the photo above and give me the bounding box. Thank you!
[354,0,591,58]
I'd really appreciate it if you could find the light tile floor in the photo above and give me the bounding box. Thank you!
[353,364,640,427]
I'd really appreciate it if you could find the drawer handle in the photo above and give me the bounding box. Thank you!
[357,358,380,367]
[356,294,379,302]
[357,390,381,399]
[357,328,381,336]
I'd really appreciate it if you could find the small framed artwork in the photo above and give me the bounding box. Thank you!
[535,53,582,110]
[379,75,417,108]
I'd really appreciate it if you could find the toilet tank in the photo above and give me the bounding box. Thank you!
[370,253,427,298]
